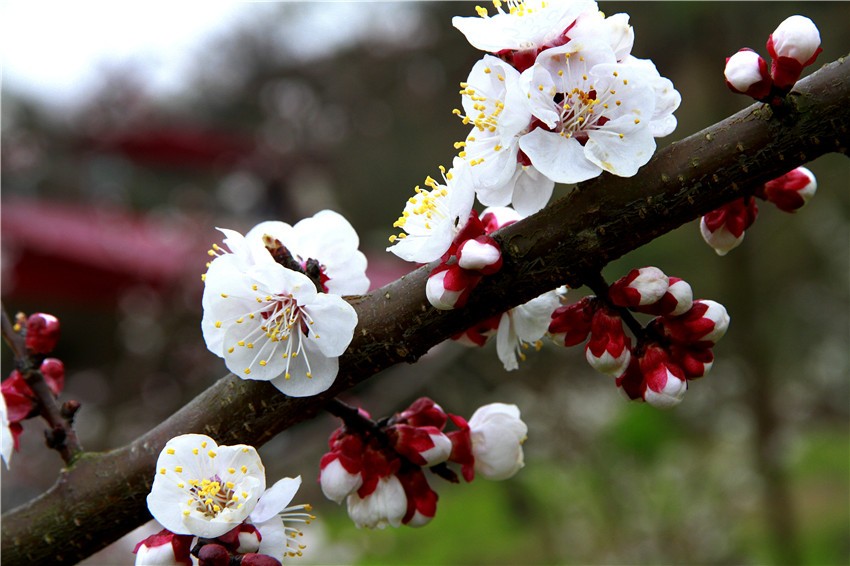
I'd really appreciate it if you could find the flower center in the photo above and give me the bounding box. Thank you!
[186,476,240,519]
[257,293,316,380]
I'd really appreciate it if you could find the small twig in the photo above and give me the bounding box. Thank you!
[581,271,647,337]
[1,305,83,465]
[324,398,382,436]
[1,306,26,362]
[267,243,325,293]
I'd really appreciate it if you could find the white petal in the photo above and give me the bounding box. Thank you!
[303,293,357,358]
[495,312,519,371]
[585,117,656,177]
[1,389,13,468]
[520,128,602,184]
[513,291,560,342]
[511,166,555,216]
[251,476,301,524]
[270,348,338,397]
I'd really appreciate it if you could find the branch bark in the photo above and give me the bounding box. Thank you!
[3,56,849,565]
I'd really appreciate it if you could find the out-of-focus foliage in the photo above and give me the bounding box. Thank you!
[1,2,848,564]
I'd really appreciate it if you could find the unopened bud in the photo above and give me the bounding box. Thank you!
[457,236,502,274]
[767,15,822,89]
[25,313,60,355]
[700,197,758,256]
[724,48,772,100]
[762,166,817,212]
[608,266,670,308]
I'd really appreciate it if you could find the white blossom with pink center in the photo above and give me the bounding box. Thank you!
[518,40,659,184]
[202,229,357,397]
[146,434,267,539]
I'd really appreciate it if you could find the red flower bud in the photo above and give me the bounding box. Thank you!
[25,313,60,355]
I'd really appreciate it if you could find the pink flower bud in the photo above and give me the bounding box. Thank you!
[724,48,773,100]
[39,358,65,396]
[397,397,448,429]
[197,543,230,566]
[320,453,363,504]
[762,166,817,212]
[549,296,598,347]
[398,468,439,527]
[480,206,522,234]
[661,300,730,346]
[346,475,407,529]
[669,344,714,380]
[615,358,645,402]
[216,523,262,554]
[133,529,193,566]
[388,424,452,467]
[425,264,481,310]
[608,266,670,308]
[632,277,693,317]
[25,313,60,355]
[639,345,687,409]
[446,414,475,482]
[457,236,503,274]
[2,370,36,423]
[241,554,283,566]
[767,15,822,89]
[700,197,758,256]
[452,314,501,347]
[585,307,632,377]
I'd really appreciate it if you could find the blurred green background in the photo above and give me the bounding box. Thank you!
[2,2,848,564]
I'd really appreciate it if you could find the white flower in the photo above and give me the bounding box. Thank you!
[452,0,596,54]
[518,40,658,184]
[246,210,370,296]
[455,57,530,190]
[496,289,562,371]
[346,475,407,529]
[146,434,267,539]
[249,476,316,561]
[202,230,358,397]
[468,403,528,481]
[387,159,475,263]
[0,392,12,469]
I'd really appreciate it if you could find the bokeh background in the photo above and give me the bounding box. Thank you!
[2,2,848,564]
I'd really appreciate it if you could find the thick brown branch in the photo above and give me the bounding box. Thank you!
[2,56,849,565]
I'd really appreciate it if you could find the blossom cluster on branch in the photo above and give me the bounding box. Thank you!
[0,1,835,563]
[320,398,527,529]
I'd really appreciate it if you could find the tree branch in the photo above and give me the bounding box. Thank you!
[2,56,848,565]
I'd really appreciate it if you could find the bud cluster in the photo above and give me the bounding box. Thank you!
[320,397,527,528]
[700,166,817,256]
[724,15,821,103]
[426,208,514,310]
[549,267,729,408]
[1,312,68,466]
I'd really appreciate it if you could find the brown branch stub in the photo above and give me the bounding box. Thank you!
[2,56,849,566]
